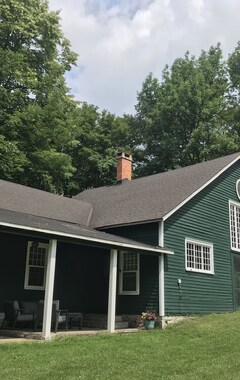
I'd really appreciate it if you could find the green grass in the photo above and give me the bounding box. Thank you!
[1,312,240,379]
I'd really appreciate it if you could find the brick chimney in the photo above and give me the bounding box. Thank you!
[117,152,132,182]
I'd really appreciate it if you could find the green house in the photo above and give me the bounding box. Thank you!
[1,152,240,338]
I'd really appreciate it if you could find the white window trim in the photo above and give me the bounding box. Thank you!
[229,200,240,252]
[119,251,140,295]
[185,238,214,275]
[24,241,48,290]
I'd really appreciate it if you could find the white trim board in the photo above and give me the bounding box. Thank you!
[0,221,174,255]
[163,154,240,221]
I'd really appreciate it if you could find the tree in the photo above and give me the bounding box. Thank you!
[228,42,240,147]
[0,0,77,194]
[69,103,133,194]
[133,45,238,177]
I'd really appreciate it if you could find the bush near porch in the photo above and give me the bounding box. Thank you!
[1,312,240,380]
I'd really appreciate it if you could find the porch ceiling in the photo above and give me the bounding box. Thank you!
[0,208,174,255]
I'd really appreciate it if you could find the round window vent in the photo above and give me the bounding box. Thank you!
[236,179,240,199]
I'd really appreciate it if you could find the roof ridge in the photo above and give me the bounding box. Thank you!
[77,152,240,195]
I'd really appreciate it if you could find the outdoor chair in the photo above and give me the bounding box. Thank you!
[1,300,36,330]
[34,300,68,333]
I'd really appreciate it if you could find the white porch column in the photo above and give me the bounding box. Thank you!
[159,254,165,317]
[158,221,165,317]
[107,249,118,333]
[42,239,57,340]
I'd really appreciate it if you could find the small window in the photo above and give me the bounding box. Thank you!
[229,201,240,251]
[119,251,140,295]
[24,241,48,290]
[185,239,214,274]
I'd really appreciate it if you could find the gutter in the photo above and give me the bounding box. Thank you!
[0,221,174,255]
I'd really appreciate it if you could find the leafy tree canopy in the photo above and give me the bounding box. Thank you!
[132,44,239,177]
[0,0,77,194]
[1,2,240,195]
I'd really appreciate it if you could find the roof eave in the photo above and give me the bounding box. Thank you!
[0,220,174,255]
[162,154,240,221]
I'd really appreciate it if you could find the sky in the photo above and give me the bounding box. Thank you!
[48,0,240,116]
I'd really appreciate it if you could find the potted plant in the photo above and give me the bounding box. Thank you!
[141,310,157,330]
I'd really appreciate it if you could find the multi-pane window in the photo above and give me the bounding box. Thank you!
[185,239,214,274]
[119,251,139,295]
[230,202,240,251]
[24,242,48,290]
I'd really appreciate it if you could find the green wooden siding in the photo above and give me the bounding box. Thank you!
[106,223,159,314]
[106,222,159,246]
[0,233,47,310]
[117,254,159,314]
[55,242,109,313]
[164,161,240,315]
[0,232,109,314]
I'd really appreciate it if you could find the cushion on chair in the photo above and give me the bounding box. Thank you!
[53,300,60,310]
[3,301,20,321]
[17,314,35,322]
[12,300,20,312]
[58,315,66,323]
[19,301,38,315]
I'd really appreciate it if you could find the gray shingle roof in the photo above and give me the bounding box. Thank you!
[0,208,173,254]
[0,180,173,254]
[0,180,93,226]
[75,152,240,228]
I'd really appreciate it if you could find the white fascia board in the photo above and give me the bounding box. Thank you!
[0,221,174,255]
[163,154,240,221]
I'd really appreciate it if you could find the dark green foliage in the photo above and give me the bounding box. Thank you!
[0,0,77,194]
[133,44,239,177]
[1,2,240,194]
[69,103,133,194]
[0,0,133,194]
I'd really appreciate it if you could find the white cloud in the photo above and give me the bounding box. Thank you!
[49,0,240,115]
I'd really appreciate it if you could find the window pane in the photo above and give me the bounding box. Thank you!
[186,241,213,273]
[29,247,46,266]
[28,266,45,287]
[230,203,240,250]
[203,246,211,271]
[195,245,202,269]
[122,272,137,292]
[186,243,194,268]
[230,205,237,249]
[123,252,138,271]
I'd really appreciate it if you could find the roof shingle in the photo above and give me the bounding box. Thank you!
[0,180,93,226]
[75,152,240,228]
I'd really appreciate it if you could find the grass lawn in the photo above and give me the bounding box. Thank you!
[1,312,240,380]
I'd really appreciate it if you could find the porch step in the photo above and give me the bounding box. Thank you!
[82,314,129,329]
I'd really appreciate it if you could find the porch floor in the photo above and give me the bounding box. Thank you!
[0,327,140,343]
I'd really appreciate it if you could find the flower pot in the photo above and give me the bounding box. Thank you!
[144,320,155,330]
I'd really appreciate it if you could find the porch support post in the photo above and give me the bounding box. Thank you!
[159,254,165,317]
[107,249,118,333]
[158,221,165,318]
[42,239,57,340]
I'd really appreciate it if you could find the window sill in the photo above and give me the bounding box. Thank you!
[119,291,140,296]
[185,268,214,275]
[24,286,45,290]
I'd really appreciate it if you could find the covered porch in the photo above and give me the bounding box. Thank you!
[0,210,173,340]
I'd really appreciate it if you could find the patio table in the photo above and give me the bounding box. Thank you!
[68,312,83,330]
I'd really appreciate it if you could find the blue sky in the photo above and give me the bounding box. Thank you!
[49,0,240,116]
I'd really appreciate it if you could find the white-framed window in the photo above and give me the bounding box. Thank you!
[24,241,48,290]
[119,251,140,295]
[185,238,214,274]
[229,201,240,252]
